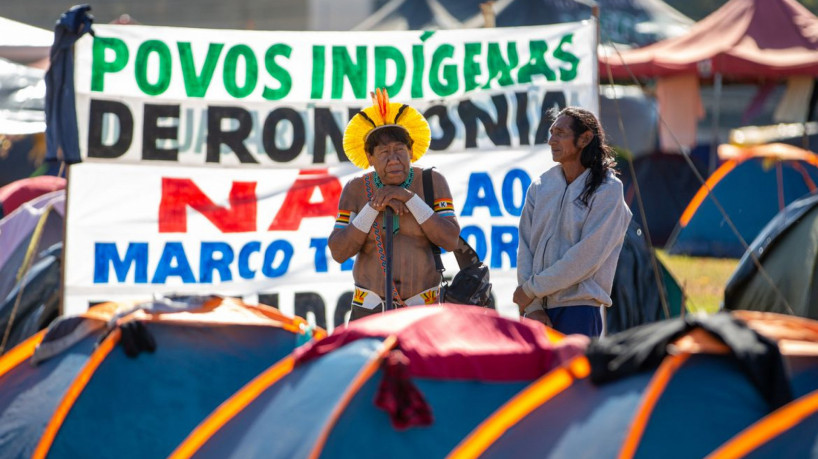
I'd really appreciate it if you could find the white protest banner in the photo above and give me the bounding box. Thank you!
[64,150,555,330]
[73,22,597,167]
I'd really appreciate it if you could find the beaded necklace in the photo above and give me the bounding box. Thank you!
[372,168,414,234]
[372,167,414,189]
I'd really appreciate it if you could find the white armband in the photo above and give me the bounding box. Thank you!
[405,193,434,224]
[351,203,378,233]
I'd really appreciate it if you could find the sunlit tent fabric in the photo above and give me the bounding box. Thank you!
[0,58,46,136]
[0,297,320,458]
[170,306,587,459]
[724,193,818,318]
[0,190,64,305]
[599,0,818,79]
[0,17,52,66]
[448,311,818,459]
[665,143,818,257]
[0,176,65,217]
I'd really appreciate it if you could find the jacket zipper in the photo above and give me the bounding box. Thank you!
[539,184,570,309]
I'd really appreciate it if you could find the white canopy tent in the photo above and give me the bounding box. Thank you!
[0,17,52,67]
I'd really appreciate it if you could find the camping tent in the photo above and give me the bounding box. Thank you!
[447,311,818,459]
[172,309,818,458]
[0,176,65,217]
[0,21,49,187]
[708,387,818,458]
[599,84,659,157]
[4,303,817,458]
[665,143,818,257]
[724,193,818,318]
[0,190,64,304]
[0,58,46,136]
[0,297,321,458]
[598,0,818,163]
[0,17,49,137]
[0,242,61,353]
[169,306,585,458]
[616,152,707,246]
[599,0,818,79]
[0,17,51,68]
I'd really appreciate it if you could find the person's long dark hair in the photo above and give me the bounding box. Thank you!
[555,107,617,206]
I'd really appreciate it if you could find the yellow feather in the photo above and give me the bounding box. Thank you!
[342,100,430,169]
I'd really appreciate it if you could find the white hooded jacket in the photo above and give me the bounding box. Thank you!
[517,165,631,309]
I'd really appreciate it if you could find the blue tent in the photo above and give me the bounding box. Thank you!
[171,306,585,458]
[450,311,818,459]
[666,144,818,258]
[0,297,320,458]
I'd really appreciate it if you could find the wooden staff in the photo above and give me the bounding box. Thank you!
[384,207,394,311]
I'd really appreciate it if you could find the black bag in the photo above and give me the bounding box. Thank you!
[422,168,493,308]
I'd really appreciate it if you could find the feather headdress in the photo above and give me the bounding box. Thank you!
[342,88,431,169]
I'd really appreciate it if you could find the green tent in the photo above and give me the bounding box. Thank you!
[724,193,818,318]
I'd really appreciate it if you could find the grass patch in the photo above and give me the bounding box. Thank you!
[655,250,740,314]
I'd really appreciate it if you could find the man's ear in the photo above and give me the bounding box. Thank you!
[578,131,593,148]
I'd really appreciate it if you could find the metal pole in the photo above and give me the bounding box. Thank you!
[384,208,394,311]
[480,2,495,28]
[710,72,722,174]
[592,3,600,112]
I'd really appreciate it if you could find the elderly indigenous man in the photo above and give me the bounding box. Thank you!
[513,107,631,337]
[329,90,461,321]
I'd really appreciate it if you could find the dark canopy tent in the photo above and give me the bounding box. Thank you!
[599,0,818,80]
[492,0,692,47]
[356,0,692,47]
[616,152,707,246]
